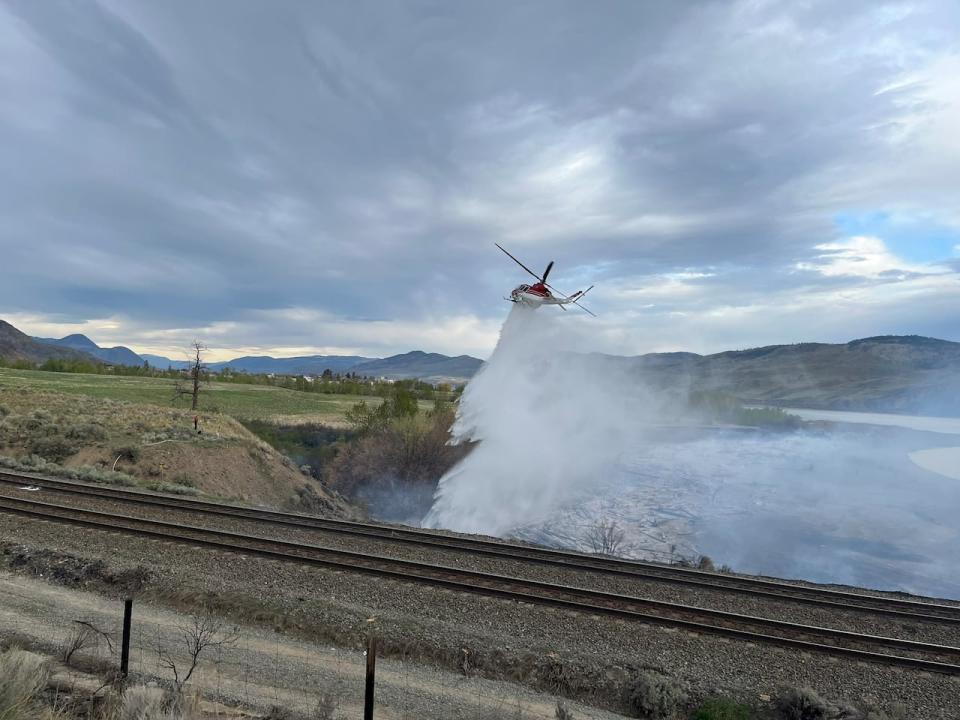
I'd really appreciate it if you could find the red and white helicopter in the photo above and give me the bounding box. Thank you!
[496,243,595,316]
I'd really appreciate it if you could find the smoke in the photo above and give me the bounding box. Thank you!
[424,305,665,535]
[422,306,960,598]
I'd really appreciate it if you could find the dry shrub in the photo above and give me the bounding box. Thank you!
[286,484,339,516]
[144,483,200,497]
[60,624,96,664]
[0,455,138,488]
[113,445,142,463]
[120,687,167,720]
[263,706,293,720]
[861,703,908,720]
[0,649,49,720]
[774,688,831,720]
[64,423,107,442]
[313,694,337,720]
[325,408,471,500]
[625,671,688,719]
[121,686,201,720]
[26,436,75,464]
[584,519,626,556]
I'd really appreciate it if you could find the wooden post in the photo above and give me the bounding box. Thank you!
[120,598,133,678]
[364,633,377,720]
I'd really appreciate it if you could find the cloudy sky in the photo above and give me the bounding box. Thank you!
[1,0,958,361]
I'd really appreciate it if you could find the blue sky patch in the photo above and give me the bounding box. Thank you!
[834,212,960,264]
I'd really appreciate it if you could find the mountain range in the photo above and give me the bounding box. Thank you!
[35,332,144,366]
[3,317,959,414]
[0,319,483,383]
[595,334,960,417]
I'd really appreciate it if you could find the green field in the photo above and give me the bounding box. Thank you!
[0,367,386,425]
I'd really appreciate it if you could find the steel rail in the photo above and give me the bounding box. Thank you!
[1,493,959,675]
[3,470,960,624]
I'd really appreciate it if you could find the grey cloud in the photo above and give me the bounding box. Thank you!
[0,0,958,355]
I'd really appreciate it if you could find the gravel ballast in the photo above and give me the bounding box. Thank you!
[2,510,959,719]
[5,485,959,650]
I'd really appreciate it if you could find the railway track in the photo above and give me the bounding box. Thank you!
[2,492,960,676]
[2,470,959,626]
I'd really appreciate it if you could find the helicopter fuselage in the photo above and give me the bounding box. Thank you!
[510,282,556,307]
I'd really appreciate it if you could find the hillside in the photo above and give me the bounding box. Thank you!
[626,335,960,416]
[0,385,355,514]
[351,351,484,384]
[211,354,373,375]
[35,333,144,366]
[0,321,101,364]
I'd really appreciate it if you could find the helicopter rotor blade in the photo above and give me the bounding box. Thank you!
[573,301,596,317]
[541,260,554,284]
[495,243,543,283]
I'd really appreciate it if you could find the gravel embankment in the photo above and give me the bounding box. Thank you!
[5,485,960,650]
[2,511,959,719]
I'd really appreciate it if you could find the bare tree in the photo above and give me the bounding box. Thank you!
[62,620,116,664]
[173,341,208,411]
[158,614,239,691]
[61,623,96,664]
[584,518,626,556]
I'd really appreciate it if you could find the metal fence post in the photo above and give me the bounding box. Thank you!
[364,633,378,720]
[120,598,133,678]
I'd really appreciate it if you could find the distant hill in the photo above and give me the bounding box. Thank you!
[349,351,484,384]
[210,355,374,375]
[140,354,192,370]
[620,335,960,417]
[0,321,101,364]
[204,351,483,383]
[35,333,144,367]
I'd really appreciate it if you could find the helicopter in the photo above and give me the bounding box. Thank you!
[495,243,595,316]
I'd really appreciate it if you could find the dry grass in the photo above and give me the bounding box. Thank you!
[0,649,49,720]
[119,686,202,720]
[0,368,383,423]
[0,386,352,512]
[0,645,206,720]
[0,387,248,446]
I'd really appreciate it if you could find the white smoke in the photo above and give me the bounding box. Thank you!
[422,307,960,598]
[424,305,664,535]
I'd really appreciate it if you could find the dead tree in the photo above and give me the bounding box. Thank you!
[584,518,626,556]
[158,614,239,691]
[173,341,208,411]
[62,619,116,664]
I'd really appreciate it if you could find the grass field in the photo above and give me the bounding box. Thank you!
[0,367,385,425]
